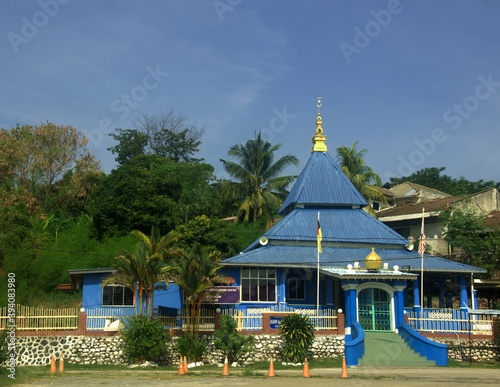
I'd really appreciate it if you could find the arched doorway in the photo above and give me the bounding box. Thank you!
[358,287,392,331]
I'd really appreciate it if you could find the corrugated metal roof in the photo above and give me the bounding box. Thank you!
[279,152,366,214]
[221,245,487,274]
[245,208,408,251]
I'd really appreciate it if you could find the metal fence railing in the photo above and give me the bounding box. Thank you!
[406,308,494,335]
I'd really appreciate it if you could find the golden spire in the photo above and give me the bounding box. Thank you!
[312,96,328,152]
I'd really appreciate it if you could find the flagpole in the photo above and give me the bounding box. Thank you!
[419,208,425,313]
[316,211,320,317]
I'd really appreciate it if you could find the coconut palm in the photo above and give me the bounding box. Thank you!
[219,131,299,228]
[103,227,176,317]
[166,242,228,337]
[336,142,386,215]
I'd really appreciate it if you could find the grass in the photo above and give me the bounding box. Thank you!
[0,357,344,385]
[3,357,498,385]
[448,359,500,368]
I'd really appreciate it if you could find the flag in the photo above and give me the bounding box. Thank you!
[317,212,322,253]
[418,208,426,255]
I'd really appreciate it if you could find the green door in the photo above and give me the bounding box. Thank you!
[358,288,392,331]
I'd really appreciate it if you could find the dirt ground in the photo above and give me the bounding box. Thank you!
[12,366,500,387]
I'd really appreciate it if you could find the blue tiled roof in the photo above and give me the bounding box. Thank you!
[279,152,367,214]
[222,245,487,274]
[245,208,408,251]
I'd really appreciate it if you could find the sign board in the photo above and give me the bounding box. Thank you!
[269,316,285,330]
[204,286,240,304]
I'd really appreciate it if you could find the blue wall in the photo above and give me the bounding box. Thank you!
[81,272,182,311]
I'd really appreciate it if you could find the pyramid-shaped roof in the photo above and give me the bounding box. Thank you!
[279,152,367,215]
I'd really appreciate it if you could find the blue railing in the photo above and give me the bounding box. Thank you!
[345,322,365,366]
[398,323,448,366]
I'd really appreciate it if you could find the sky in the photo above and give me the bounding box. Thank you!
[1,0,499,185]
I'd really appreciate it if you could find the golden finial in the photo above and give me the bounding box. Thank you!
[312,96,327,152]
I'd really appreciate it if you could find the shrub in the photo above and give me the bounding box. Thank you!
[121,316,170,364]
[280,314,315,363]
[213,314,254,364]
[0,330,8,366]
[173,333,208,363]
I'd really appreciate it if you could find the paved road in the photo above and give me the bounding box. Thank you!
[14,366,500,387]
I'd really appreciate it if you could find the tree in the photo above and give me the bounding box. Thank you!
[0,123,101,214]
[166,242,227,337]
[108,128,148,165]
[385,167,498,196]
[219,131,299,228]
[170,215,243,259]
[89,155,219,238]
[440,208,486,266]
[103,227,175,316]
[336,142,386,215]
[108,109,205,165]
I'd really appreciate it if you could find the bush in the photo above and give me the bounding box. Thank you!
[0,330,8,366]
[280,314,315,363]
[213,314,254,364]
[121,316,170,365]
[173,333,208,363]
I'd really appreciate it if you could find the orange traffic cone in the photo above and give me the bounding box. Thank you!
[178,355,185,375]
[50,355,56,375]
[267,357,275,377]
[183,355,188,374]
[340,357,348,379]
[58,356,64,373]
[222,355,229,376]
[302,357,310,378]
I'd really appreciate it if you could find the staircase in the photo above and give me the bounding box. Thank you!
[359,332,435,367]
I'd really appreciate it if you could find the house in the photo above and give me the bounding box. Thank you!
[390,182,451,205]
[67,268,182,329]
[219,107,487,366]
[377,187,500,256]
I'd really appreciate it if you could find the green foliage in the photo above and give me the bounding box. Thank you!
[0,216,135,306]
[386,167,498,196]
[280,314,315,363]
[167,243,227,337]
[219,131,299,229]
[213,314,254,364]
[440,208,487,266]
[173,333,208,362]
[89,155,219,238]
[0,330,8,366]
[169,215,265,259]
[121,316,170,364]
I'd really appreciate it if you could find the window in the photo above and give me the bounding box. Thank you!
[241,267,276,302]
[288,278,305,300]
[102,284,134,307]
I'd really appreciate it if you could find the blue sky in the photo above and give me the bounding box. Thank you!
[1,0,499,184]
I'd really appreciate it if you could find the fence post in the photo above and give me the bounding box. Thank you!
[214,308,221,331]
[337,312,345,335]
[77,308,87,336]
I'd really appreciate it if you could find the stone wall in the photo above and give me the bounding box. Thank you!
[9,334,344,366]
[437,339,499,363]
[9,334,498,366]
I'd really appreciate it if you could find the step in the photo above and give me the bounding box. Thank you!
[359,332,435,367]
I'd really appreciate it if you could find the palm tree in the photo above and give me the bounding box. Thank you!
[336,142,387,215]
[103,227,176,317]
[166,242,228,337]
[219,131,299,228]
